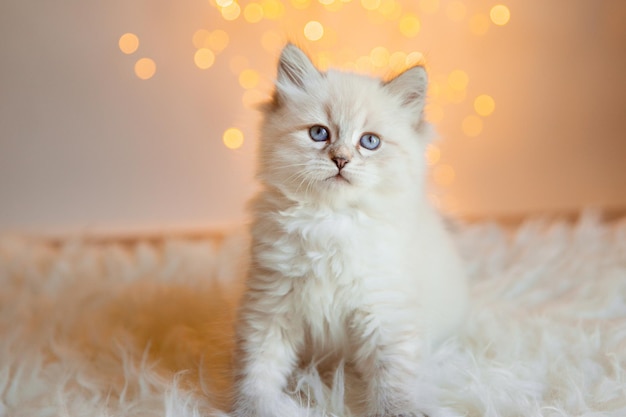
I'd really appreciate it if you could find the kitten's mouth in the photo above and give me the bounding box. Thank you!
[326,173,350,184]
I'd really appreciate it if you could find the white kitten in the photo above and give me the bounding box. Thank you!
[232,44,468,417]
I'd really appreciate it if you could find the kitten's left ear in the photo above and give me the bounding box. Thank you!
[276,44,321,91]
[384,66,428,114]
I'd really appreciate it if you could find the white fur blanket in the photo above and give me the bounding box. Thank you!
[1,215,625,416]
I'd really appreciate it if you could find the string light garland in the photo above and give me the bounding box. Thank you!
[117,0,511,209]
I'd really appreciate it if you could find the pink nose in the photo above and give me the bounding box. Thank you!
[333,156,349,170]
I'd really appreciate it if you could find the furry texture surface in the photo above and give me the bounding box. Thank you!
[1,214,625,416]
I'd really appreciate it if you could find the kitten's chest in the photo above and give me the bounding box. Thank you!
[280,209,379,281]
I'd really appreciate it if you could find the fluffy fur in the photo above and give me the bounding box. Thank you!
[0,214,625,417]
[232,44,468,417]
[1,48,624,417]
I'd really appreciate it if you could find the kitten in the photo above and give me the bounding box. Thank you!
[232,44,468,417]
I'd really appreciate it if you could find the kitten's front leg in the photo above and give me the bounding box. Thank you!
[350,310,426,417]
[232,297,306,417]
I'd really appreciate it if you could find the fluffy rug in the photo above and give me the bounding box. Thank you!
[1,214,625,417]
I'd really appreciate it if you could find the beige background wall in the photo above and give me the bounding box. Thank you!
[1,0,625,235]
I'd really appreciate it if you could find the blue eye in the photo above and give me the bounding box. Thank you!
[360,133,381,150]
[309,125,330,142]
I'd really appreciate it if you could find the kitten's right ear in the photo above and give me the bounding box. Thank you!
[384,65,428,115]
[276,44,321,91]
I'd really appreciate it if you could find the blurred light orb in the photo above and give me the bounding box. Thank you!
[221,2,241,20]
[239,69,260,89]
[448,69,469,90]
[119,33,139,54]
[216,0,234,7]
[399,14,421,37]
[304,21,324,41]
[370,47,390,67]
[316,52,332,70]
[244,2,264,22]
[194,48,215,69]
[262,0,284,19]
[389,51,407,72]
[379,0,401,19]
[406,51,425,66]
[209,30,230,52]
[223,128,244,149]
[462,115,483,137]
[361,0,381,11]
[192,29,211,49]
[134,58,156,80]
[490,5,511,26]
[474,94,495,116]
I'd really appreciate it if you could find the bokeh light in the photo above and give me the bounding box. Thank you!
[192,29,211,49]
[134,58,156,80]
[379,0,401,19]
[389,51,408,72]
[208,30,230,52]
[304,21,324,41]
[262,0,285,19]
[223,128,244,149]
[118,0,512,206]
[194,49,215,69]
[406,51,425,66]
[119,33,139,54]
[474,94,495,116]
[361,0,381,11]
[399,14,421,37]
[221,2,241,20]
[244,3,264,22]
[316,51,332,70]
[370,47,390,68]
[448,70,469,91]
[239,69,260,89]
[490,5,511,26]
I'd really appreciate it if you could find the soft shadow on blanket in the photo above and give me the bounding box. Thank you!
[102,280,238,409]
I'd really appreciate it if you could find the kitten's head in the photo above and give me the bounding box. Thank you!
[258,44,432,206]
